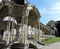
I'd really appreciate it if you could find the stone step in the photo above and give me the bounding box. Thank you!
[28,40,44,49]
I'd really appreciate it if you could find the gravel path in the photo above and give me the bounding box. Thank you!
[41,42,60,49]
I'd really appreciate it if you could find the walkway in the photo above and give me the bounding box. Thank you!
[41,42,60,49]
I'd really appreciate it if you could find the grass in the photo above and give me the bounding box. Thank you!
[43,37,60,45]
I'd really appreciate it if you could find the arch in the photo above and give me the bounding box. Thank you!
[28,10,39,27]
[3,16,17,25]
[0,6,9,30]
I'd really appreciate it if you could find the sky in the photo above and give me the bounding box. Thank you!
[0,0,60,25]
[28,0,60,25]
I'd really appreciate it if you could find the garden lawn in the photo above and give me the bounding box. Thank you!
[43,37,60,45]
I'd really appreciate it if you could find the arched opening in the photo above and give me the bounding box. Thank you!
[0,6,9,30]
[0,29,4,36]
[28,10,39,27]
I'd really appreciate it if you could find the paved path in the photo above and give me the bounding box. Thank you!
[41,42,60,49]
